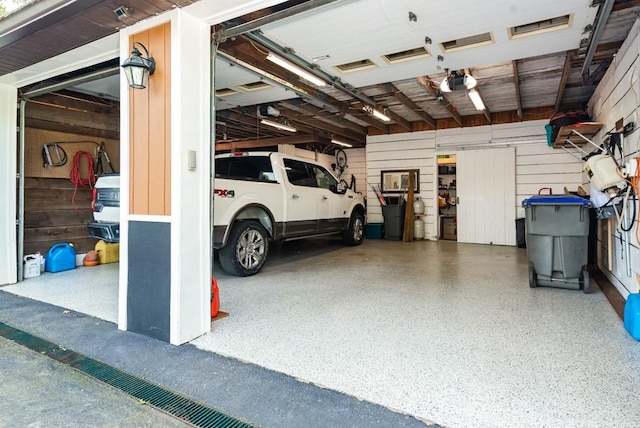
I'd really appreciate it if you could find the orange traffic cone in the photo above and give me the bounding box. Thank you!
[211,277,220,319]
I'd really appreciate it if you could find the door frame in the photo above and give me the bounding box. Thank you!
[434,147,516,246]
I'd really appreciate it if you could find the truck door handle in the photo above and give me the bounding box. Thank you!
[322,196,328,200]
[292,194,299,199]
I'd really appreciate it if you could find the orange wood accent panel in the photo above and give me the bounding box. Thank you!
[129,23,171,216]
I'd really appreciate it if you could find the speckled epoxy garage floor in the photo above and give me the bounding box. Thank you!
[4,239,640,427]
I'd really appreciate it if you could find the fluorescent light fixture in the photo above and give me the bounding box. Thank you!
[372,109,391,122]
[260,119,297,132]
[331,139,353,147]
[362,104,391,122]
[468,89,485,111]
[266,53,326,87]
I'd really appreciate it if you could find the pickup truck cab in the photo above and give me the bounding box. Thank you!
[214,151,365,276]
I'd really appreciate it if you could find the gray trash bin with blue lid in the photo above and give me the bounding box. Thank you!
[523,195,591,293]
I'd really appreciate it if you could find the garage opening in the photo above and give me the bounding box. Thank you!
[8,59,122,322]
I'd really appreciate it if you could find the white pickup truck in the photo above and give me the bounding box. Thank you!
[88,151,366,276]
[213,151,365,276]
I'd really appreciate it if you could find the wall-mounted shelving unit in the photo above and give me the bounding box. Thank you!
[437,156,457,241]
[551,122,603,149]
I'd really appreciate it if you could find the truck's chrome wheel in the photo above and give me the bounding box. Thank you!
[237,229,265,269]
[219,220,270,276]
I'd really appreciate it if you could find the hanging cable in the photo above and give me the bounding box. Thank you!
[69,151,96,212]
[612,162,637,232]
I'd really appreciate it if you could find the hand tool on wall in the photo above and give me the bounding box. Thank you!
[42,143,68,166]
[370,183,386,206]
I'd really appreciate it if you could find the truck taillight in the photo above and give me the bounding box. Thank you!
[91,187,97,211]
[232,151,249,157]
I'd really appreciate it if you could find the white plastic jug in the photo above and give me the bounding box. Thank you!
[24,254,41,278]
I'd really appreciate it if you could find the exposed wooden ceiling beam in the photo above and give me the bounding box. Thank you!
[613,0,640,11]
[512,60,523,121]
[417,76,463,126]
[382,83,437,128]
[277,104,365,143]
[217,110,260,127]
[383,106,412,131]
[555,52,573,111]
[283,99,368,135]
[215,134,318,152]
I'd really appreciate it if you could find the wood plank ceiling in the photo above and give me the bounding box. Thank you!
[0,0,197,76]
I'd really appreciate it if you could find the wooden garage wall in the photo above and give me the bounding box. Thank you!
[588,18,640,297]
[128,23,171,216]
[23,99,120,255]
[366,120,583,240]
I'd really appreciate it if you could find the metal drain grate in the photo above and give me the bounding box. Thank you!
[0,321,254,428]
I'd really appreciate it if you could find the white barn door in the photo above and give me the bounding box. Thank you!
[456,147,516,245]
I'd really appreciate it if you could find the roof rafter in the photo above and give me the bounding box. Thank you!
[417,76,463,126]
[380,83,437,128]
[512,60,523,120]
[555,52,573,111]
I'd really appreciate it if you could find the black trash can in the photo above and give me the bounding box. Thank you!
[382,205,405,240]
[516,218,526,248]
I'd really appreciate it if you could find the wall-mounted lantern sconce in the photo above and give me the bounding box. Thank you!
[121,42,155,89]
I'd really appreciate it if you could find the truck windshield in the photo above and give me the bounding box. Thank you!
[215,156,275,182]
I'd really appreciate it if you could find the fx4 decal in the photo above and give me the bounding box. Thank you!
[214,189,235,198]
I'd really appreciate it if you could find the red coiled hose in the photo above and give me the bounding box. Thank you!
[69,151,95,212]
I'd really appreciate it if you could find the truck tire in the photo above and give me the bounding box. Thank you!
[342,211,364,246]
[219,220,269,276]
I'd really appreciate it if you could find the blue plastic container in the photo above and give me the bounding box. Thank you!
[364,223,384,239]
[624,293,640,341]
[45,243,76,273]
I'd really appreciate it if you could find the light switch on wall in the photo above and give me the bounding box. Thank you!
[188,150,196,171]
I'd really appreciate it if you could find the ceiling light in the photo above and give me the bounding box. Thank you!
[463,74,477,89]
[373,109,391,122]
[468,89,485,111]
[260,119,297,132]
[440,76,451,93]
[331,139,353,148]
[266,53,326,87]
[362,104,391,122]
